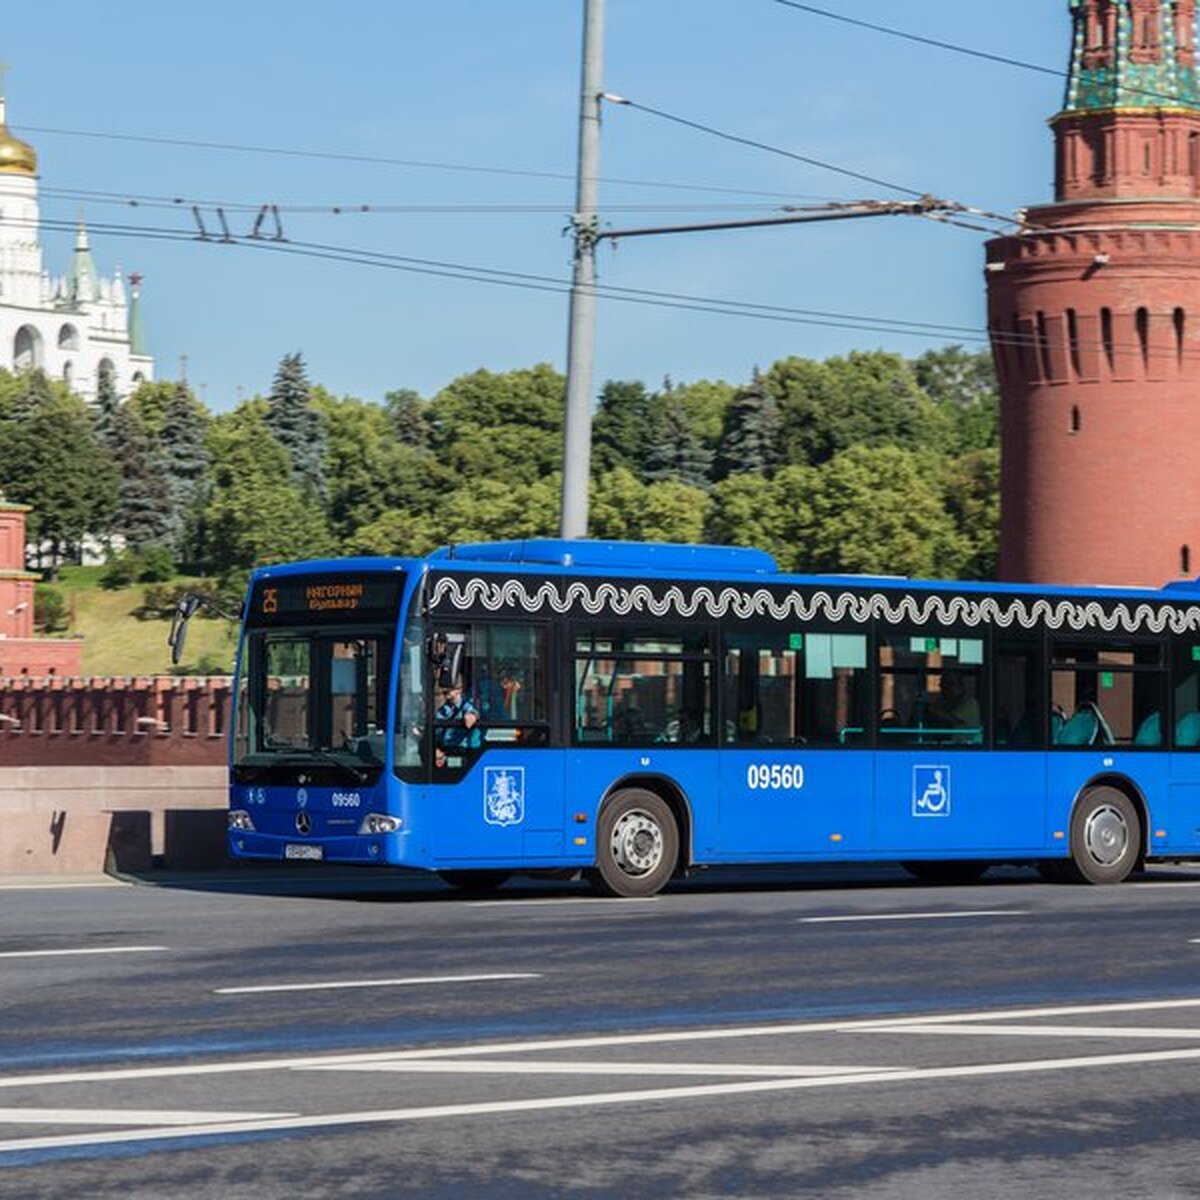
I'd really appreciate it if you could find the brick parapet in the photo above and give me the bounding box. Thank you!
[0,675,231,766]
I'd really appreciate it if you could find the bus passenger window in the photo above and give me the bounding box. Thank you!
[574,629,713,747]
[877,635,986,748]
[722,631,868,748]
[1051,640,1165,748]
[1173,641,1200,749]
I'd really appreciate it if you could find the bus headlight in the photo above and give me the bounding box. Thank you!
[359,813,402,835]
[229,809,256,832]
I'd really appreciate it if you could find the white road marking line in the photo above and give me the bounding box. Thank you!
[0,946,168,959]
[877,1023,1200,1040]
[301,1060,900,1078]
[7,996,1200,1091]
[0,881,127,891]
[0,1108,295,1127]
[800,911,1024,924]
[7,1045,1200,1156]
[1131,881,1200,888]
[466,897,660,908]
[215,972,542,996]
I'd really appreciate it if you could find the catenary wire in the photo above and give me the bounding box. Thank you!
[769,0,1195,109]
[609,98,926,199]
[16,124,852,206]
[12,210,1192,364]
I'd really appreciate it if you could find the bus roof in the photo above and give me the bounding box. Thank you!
[428,539,778,576]
[252,542,1200,604]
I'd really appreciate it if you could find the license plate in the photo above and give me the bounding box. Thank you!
[285,844,323,861]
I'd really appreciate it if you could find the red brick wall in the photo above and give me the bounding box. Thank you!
[987,106,1200,587]
[0,676,231,767]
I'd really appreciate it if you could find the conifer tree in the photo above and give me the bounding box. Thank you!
[714,374,783,481]
[93,359,121,449]
[265,352,326,498]
[385,388,432,449]
[643,394,712,489]
[159,382,212,561]
[592,380,665,478]
[111,404,172,549]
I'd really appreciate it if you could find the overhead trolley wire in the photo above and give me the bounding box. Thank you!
[607,97,926,199]
[13,209,1190,364]
[769,0,1196,109]
[8,211,991,345]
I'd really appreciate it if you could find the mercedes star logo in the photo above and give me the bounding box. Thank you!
[295,811,312,835]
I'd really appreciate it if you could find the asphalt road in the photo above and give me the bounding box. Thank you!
[2,863,1200,1198]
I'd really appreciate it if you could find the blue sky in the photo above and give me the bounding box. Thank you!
[5,1,1067,409]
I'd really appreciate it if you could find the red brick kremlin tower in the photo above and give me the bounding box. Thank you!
[987,0,1200,586]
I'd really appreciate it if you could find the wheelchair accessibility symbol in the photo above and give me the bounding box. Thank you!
[912,765,951,817]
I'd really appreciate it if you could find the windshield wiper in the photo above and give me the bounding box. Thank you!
[307,747,370,783]
[253,745,372,783]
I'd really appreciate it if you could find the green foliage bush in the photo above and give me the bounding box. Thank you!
[34,583,68,633]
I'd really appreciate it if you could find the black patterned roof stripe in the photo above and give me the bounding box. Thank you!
[428,573,1200,635]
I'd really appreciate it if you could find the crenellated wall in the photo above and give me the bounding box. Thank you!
[0,676,231,874]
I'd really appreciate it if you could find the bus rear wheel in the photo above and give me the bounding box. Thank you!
[1066,786,1140,884]
[438,870,512,893]
[591,789,678,898]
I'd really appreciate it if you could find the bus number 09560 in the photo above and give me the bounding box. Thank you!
[746,763,805,791]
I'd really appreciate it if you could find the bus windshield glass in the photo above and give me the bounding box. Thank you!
[233,573,403,779]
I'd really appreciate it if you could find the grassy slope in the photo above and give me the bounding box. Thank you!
[55,571,238,677]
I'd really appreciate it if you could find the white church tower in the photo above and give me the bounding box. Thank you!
[0,77,153,401]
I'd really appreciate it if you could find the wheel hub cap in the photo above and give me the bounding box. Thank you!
[611,809,663,877]
[1084,804,1128,866]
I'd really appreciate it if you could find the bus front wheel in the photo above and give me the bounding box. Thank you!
[591,789,678,898]
[1067,786,1140,884]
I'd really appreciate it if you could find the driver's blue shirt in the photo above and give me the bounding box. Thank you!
[436,696,482,749]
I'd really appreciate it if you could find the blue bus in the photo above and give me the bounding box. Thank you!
[175,539,1200,896]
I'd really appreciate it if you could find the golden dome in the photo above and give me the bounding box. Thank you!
[0,99,36,175]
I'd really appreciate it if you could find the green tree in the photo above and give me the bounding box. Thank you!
[714,374,783,480]
[770,351,954,467]
[913,345,999,453]
[198,406,332,577]
[93,359,121,448]
[426,364,564,485]
[644,394,712,488]
[159,383,212,562]
[786,446,969,577]
[589,468,709,543]
[318,394,437,546]
[265,352,326,499]
[943,448,1000,579]
[385,388,432,449]
[111,403,173,549]
[592,380,664,477]
[670,378,736,455]
[704,471,786,553]
[125,379,180,439]
[0,371,119,564]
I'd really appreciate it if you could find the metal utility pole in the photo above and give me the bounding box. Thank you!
[559,0,605,540]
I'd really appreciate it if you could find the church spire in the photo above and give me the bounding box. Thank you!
[1064,0,1198,112]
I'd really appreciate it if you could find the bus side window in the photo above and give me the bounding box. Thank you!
[721,631,868,748]
[1051,639,1165,747]
[1173,641,1200,749]
[995,638,1045,748]
[575,628,713,747]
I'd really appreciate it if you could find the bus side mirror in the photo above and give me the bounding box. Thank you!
[167,594,202,666]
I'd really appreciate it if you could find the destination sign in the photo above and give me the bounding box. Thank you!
[247,574,405,627]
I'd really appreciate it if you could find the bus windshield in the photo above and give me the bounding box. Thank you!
[233,572,403,781]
